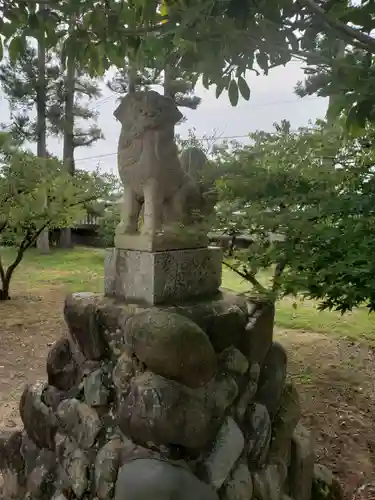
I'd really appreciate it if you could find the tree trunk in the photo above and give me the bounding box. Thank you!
[327,40,345,127]
[0,281,10,300]
[36,2,50,253]
[59,53,76,248]
[128,62,137,93]
[163,63,174,99]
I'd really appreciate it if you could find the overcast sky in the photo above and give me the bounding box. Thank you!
[0,59,328,175]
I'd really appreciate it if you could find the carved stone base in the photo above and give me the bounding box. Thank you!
[104,247,222,305]
[114,232,209,252]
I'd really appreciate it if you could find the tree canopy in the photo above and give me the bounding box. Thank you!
[1,0,374,114]
[0,134,116,299]
[0,43,103,147]
[215,119,375,313]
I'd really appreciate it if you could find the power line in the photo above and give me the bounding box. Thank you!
[74,134,251,164]
[75,96,324,164]
[87,93,322,112]
[88,94,117,109]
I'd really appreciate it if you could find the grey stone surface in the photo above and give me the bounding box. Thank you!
[245,301,275,366]
[219,346,249,376]
[202,374,239,415]
[57,399,102,450]
[255,342,287,420]
[223,463,253,500]
[112,352,134,395]
[115,458,219,500]
[64,293,144,360]
[62,290,249,359]
[104,246,222,305]
[20,431,40,476]
[42,386,70,412]
[51,492,69,500]
[19,382,57,450]
[64,292,108,360]
[114,90,216,245]
[269,382,301,466]
[95,438,123,500]
[245,403,272,469]
[26,449,56,498]
[169,290,248,354]
[117,372,218,451]
[202,417,244,490]
[123,309,216,388]
[236,366,260,422]
[47,338,79,392]
[289,423,315,500]
[55,434,89,499]
[115,232,209,252]
[253,464,285,500]
[84,368,110,407]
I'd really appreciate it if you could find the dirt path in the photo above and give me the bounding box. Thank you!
[0,289,66,428]
[278,330,375,498]
[0,290,374,498]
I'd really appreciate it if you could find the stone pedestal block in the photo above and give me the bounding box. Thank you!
[104,246,222,305]
[115,232,209,252]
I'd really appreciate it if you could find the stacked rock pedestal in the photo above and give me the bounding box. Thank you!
[0,248,315,500]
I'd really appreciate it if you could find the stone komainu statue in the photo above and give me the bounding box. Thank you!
[114,90,216,237]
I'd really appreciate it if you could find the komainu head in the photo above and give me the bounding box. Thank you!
[114,90,183,139]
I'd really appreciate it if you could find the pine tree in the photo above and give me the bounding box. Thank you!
[0,42,103,248]
[0,45,103,152]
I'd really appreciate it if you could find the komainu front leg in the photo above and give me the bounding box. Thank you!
[142,178,162,236]
[116,185,141,235]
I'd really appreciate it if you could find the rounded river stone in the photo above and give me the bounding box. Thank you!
[115,458,219,500]
[245,402,272,469]
[123,309,216,388]
[19,382,57,450]
[117,371,218,451]
[47,338,79,391]
[255,341,287,419]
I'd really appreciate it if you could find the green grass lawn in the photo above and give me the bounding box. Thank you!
[2,246,375,344]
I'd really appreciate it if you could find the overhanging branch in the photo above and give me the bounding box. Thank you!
[298,0,375,53]
[222,260,268,295]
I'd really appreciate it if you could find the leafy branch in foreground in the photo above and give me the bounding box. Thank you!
[1,0,375,119]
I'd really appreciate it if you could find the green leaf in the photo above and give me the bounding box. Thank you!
[214,75,230,99]
[326,97,345,125]
[8,36,26,63]
[28,13,39,31]
[202,73,210,90]
[238,75,250,101]
[228,79,239,107]
[2,22,16,41]
[256,52,269,75]
[286,30,299,53]
[346,102,368,135]
[0,39,3,62]
[108,45,126,68]
[215,82,225,99]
